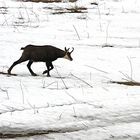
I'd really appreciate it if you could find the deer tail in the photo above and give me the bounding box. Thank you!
[21,47,25,50]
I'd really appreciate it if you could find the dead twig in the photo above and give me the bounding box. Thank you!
[96,4,102,31]
[20,80,25,104]
[119,56,135,82]
[65,91,77,102]
[43,81,58,89]
[70,73,93,88]
[119,71,133,82]
[73,106,77,117]
[27,100,39,114]
[127,56,133,81]
[73,25,80,40]
[0,87,9,99]
[55,67,68,89]
[85,65,109,74]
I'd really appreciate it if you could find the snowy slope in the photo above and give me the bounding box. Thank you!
[0,0,140,139]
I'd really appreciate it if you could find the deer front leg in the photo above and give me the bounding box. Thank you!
[43,62,54,77]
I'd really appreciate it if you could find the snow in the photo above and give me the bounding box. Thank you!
[0,0,140,139]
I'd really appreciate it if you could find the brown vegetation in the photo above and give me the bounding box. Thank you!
[110,81,140,86]
[52,6,87,14]
[21,0,77,3]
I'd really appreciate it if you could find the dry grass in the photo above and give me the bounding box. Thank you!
[52,6,87,14]
[110,81,140,86]
[21,0,77,3]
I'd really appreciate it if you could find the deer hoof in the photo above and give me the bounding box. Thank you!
[32,73,37,76]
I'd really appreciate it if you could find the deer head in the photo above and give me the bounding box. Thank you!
[64,47,74,61]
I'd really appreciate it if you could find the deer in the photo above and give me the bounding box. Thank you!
[8,44,74,76]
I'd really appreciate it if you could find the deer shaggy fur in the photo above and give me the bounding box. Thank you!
[8,44,74,76]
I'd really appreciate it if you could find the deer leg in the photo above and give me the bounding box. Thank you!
[27,60,37,76]
[8,57,27,74]
[46,62,54,77]
[43,62,54,77]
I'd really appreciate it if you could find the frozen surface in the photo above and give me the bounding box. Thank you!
[0,0,140,139]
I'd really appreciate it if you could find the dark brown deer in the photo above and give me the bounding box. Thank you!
[8,45,74,76]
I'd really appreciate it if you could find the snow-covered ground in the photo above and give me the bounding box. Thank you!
[0,0,140,139]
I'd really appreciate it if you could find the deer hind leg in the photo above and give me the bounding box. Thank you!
[8,56,28,74]
[27,60,37,76]
[43,62,54,77]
